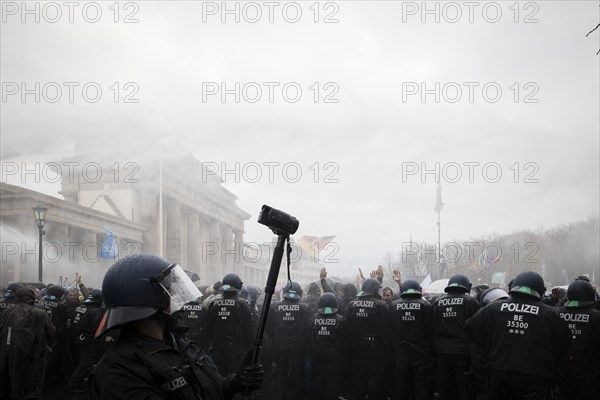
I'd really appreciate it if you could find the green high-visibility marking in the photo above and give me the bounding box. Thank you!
[407,289,417,294]
[449,283,459,287]
[324,307,333,314]
[517,286,532,294]
[566,300,580,308]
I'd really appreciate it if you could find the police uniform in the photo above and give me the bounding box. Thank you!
[557,296,600,399]
[432,291,480,400]
[346,292,389,400]
[0,298,16,318]
[40,294,70,384]
[306,305,347,399]
[202,292,254,376]
[466,295,571,400]
[89,331,242,400]
[68,301,106,391]
[389,296,434,400]
[267,296,311,400]
[178,300,205,347]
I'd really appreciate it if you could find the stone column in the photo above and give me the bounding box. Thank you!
[138,189,158,254]
[198,214,210,284]
[208,218,221,283]
[44,222,71,285]
[233,229,243,276]
[221,225,234,275]
[165,199,181,263]
[186,211,202,277]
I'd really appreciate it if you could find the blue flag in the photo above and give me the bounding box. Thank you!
[100,227,118,259]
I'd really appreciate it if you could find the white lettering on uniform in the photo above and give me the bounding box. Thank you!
[214,299,235,307]
[352,300,374,308]
[499,302,539,315]
[560,313,589,323]
[437,297,464,306]
[396,302,421,310]
[315,318,336,326]
[278,304,300,311]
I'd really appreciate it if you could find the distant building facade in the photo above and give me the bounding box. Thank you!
[0,155,265,288]
[1,155,323,289]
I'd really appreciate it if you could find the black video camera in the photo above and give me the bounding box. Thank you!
[258,205,299,235]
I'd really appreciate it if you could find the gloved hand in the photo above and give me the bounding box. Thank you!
[225,350,264,396]
[236,362,263,391]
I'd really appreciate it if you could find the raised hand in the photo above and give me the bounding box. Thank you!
[320,267,327,280]
[392,270,402,284]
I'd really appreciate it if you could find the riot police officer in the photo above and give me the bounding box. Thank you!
[40,284,70,386]
[67,289,106,393]
[202,273,254,376]
[88,254,263,400]
[389,279,434,400]
[307,292,347,400]
[346,278,389,400]
[432,274,480,400]
[0,283,22,318]
[266,281,311,400]
[557,280,600,400]
[177,298,205,348]
[466,271,571,400]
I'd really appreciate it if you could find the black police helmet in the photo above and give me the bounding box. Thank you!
[565,280,596,308]
[46,285,66,300]
[318,292,338,314]
[222,273,243,292]
[84,289,104,304]
[359,278,382,297]
[400,279,422,297]
[480,288,509,305]
[283,281,303,299]
[247,286,260,298]
[445,274,472,293]
[102,254,172,331]
[4,282,23,298]
[509,271,545,300]
[240,287,250,301]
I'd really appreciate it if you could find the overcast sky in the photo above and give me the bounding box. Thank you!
[1,1,599,276]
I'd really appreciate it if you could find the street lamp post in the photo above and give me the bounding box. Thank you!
[32,205,48,283]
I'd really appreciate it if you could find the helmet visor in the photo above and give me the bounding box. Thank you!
[153,264,201,314]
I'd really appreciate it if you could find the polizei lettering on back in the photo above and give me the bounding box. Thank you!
[500,302,539,315]
[183,304,203,311]
[214,299,236,307]
[315,318,337,326]
[278,304,300,311]
[351,300,374,308]
[396,302,421,310]
[436,298,464,307]
[560,313,590,323]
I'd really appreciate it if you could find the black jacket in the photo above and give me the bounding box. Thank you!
[558,305,600,365]
[89,330,241,400]
[267,298,311,348]
[432,292,480,354]
[346,294,389,345]
[202,294,253,348]
[307,312,347,351]
[389,296,433,350]
[0,301,56,399]
[466,295,571,379]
